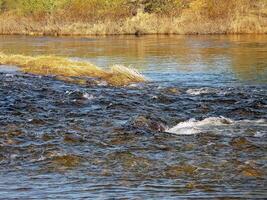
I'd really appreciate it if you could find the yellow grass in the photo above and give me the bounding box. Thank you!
[0,0,266,35]
[0,52,147,86]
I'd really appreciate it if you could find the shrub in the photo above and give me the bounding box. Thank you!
[19,0,68,14]
[0,0,3,11]
[63,0,130,20]
[189,0,238,19]
[143,0,187,15]
[0,0,19,11]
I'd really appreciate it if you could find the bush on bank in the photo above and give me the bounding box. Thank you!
[0,0,266,35]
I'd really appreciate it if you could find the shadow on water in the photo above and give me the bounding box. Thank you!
[0,35,267,199]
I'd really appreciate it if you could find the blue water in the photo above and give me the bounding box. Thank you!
[0,35,266,199]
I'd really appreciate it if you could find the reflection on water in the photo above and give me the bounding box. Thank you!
[0,34,266,83]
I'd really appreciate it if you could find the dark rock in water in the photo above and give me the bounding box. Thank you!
[163,87,181,95]
[229,137,255,150]
[238,163,264,178]
[125,115,167,132]
[105,151,154,172]
[28,118,46,125]
[64,133,85,143]
[165,164,198,178]
[42,133,57,142]
[66,90,85,100]
[51,154,82,168]
[65,90,94,105]
[155,94,176,104]
[198,104,210,113]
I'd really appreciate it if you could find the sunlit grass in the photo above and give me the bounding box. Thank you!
[0,53,147,86]
[0,0,266,35]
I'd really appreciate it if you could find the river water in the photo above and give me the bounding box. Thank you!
[0,35,266,199]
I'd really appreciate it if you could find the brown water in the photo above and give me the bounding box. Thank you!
[0,35,267,199]
[1,34,267,83]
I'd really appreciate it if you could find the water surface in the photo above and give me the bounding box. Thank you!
[0,35,266,199]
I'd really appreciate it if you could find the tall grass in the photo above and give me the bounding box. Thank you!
[0,53,147,86]
[0,0,266,35]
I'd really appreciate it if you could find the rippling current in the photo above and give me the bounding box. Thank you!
[0,35,267,199]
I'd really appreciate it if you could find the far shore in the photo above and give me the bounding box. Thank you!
[0,0,266,37]
[0,11,266,37]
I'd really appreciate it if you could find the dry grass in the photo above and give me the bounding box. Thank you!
[0,52,147,86]
[107,65,147,86]
[0,0,266,35]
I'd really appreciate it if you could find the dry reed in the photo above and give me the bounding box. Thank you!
[0,0,266,35]
[0,53,147,86]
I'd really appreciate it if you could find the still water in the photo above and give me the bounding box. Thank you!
[0,35,266,199]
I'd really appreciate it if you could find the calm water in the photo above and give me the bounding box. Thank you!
[0,35,266,199]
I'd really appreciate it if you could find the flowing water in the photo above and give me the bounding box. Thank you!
[0,35,267,199]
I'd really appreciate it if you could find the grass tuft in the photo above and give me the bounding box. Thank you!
[0,53,147,86]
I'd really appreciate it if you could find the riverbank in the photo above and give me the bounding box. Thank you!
[0,0,266,36]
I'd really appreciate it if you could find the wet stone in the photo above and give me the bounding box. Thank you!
[165,164,198,177]
[198,104,210,112]
[108,135,137,145]
[126,115,167,132]
[63,133,85,143]
[28,118,46,125]
[155,95,176,104]
[7,130,23,137]
[51,154,83,168]
[185,182,215,192]
[163,87,181,95]
[42,133,57,142]
[0,154,5,163]
[229,137,258,150]
[239,164,264,178]
[106,151,154,172]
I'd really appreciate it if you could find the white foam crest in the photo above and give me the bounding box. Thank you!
[186,88,226,95]
[166,117,267,136]
[82,92,94,100]
[166,117,233,135]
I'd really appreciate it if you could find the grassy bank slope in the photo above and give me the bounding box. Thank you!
[0,0,266,35]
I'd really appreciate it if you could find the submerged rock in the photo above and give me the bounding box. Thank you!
[229,137,258,151]
[105,151,154,173]
[163,87,181,95]
[165,164,198,177]
[238,164,264,178]
[125,115,167,132]
[63,133,85,143]
[51,154,82,168]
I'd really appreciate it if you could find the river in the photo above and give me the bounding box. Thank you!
[0,35,266,199]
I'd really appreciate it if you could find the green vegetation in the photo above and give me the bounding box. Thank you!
[0,0,266,35]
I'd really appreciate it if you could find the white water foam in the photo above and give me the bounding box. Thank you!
[82,92,95,100]
[166,117,267,136]
[186,88,226,95]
